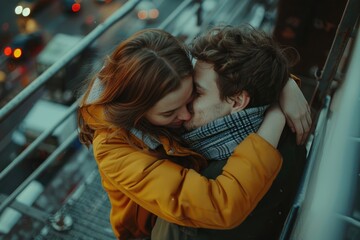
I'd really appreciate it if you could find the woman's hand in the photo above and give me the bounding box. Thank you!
[280,78,312,145]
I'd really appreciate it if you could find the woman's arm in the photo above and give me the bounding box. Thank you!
[95,132,282,230]
[257,103,286,147]
[279,78,312,145]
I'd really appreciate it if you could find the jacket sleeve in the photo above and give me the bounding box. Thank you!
[95,133,282,229]
[290,74,301,87]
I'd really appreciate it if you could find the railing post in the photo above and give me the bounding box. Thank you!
[315,0,360,107]
[195,0,203,26]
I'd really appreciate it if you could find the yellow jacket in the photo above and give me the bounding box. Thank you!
[80,104,282,239]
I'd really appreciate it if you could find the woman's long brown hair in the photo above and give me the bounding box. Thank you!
[78,29,206,171]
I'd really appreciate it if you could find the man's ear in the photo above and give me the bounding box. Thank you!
[231,91,250,113]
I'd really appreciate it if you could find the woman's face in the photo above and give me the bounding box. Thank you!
[145,76,193,128]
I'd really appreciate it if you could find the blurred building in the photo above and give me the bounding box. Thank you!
[273,0,348,78]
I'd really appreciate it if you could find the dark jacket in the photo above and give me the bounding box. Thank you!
[178,126,307,240]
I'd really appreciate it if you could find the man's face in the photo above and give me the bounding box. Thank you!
[183,61,233,131]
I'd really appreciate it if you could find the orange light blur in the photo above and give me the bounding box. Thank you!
[137,10,147,20]
[13,48,22,58]
[4,46,12,56]
[149,9,159,19]
[72,3,81,12]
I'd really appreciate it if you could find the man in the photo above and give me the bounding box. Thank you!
[151,25,308,240]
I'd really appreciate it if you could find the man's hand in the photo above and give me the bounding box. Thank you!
[279,78,312,145]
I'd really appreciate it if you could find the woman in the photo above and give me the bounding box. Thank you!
[78,29,309,240]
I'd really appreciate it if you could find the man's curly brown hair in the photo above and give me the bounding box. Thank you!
[190,24,299,107]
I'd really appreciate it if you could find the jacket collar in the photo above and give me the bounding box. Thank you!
[130,128,161,150]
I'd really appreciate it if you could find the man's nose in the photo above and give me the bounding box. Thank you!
[177,105,192,121]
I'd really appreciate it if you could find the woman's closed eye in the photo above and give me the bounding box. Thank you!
[161,111,175,117]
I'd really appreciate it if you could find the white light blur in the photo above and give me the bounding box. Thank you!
[14,6,23,15]
[22,8,31,17]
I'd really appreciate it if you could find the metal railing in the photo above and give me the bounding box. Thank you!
[3,0,348,237]
[311,0,360,112]
[0,0,142,121]
[279,0,360,238]
[0,0,142,228]
[0,0,199,233]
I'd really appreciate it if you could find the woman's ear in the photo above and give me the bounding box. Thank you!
[231,91,250,113]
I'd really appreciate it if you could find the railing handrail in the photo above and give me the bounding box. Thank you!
[0,0,143,215]
[0,0,198,185]
[157,0,193,30]
[0,0,201,218]
[316,0,360,105]
[0,99,79,181]
[0,0,142,121]
[0,131,78,213]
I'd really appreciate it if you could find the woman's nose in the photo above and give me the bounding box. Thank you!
[177,105,192,121]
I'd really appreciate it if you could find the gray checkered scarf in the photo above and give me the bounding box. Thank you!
[182,106,268,161]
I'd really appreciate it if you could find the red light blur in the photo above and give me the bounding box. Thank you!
[72,3,81,12]
[4,46,12,56]
[19,66,26,74]
[2,22,9,31]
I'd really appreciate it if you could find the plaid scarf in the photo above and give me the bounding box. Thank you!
[182,106,268,161]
